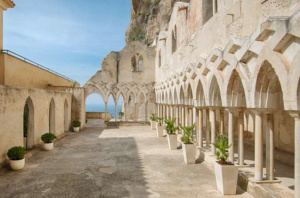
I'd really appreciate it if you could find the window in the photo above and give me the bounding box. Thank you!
[131,55,137,72]
[172,26,177,54]
[138,56,144,72]
[202,0,217,25]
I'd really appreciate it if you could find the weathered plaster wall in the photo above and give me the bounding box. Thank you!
[0,53,79,90]
[0,85,72,165]
[84,41,157,120]
[68,88,86,129]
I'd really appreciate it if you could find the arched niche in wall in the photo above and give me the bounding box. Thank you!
[64,99,69,132]
[49,98,56,134]
[131,55,137,72]
[138,56,144,72]
[24,97,34,150]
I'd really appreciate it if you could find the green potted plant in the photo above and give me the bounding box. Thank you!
[41,133,56,151]
[150,113,157,130]
[165,118,179,150]
[7,146,26,170]
[156,117,164,137]
[213,134,239,195]
[180,124,196,164]
[73,120,81,132]
[119,112,124,120]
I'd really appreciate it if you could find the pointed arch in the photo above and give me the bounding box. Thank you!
[255,61,284,109]
[187,83,193,105]
[64,99,69,131]
[24,97,34,149]
[196,80,205,107]
[49,98,56,134]
[209,76,222,106]
[227,70,246,107]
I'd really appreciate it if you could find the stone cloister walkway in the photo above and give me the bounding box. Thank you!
[0,120,252,198]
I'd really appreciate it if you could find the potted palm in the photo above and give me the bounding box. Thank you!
[165,118,179,150]
[213,134,239,195]
[119,112,124,120]
[150,113,157,130]
[180,124,196,164]
[41,133,56,151]
[156,117,164,137]
[73,120,81,132]
[7,146,26,171]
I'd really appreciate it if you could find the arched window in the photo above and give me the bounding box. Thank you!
[131,55,137,72]
[138,56,144,72]
[172,26,177,54]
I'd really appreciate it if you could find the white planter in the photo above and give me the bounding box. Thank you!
[151,121,156,130]
[214,161,239,195]
[167,134,177,150]
[43,142,53,151]
[10,158,25,171]
[73,127,80,132]
[182,143,196,164]
[156,125,164,137]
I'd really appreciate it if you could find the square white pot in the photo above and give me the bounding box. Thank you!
[182,143,196,164]
[167,134,177,150]
[214,161,239,195]
[151,121,156,130]
[156,125,164,137]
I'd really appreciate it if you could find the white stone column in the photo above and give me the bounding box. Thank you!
[294,116,300,198]
[198,109,203,148]
[185,106,189,126]
[182,106,185,127]
[170,105,173,119]
[210,109,216,154]
[206,109,210,147]
[213,0,217,14]
[115,102,118,121]
[266,113,274,180]
[157,104,160,118]
[238,110,244,165]
[228,109,234,163]
[145,102,148,121]
[124,103,128,121]
[193,107,197,140]
[105,102,108,122]
[220,110,224,134]
[255,110,263,181]
[176,106,179,127]
[135,103,138,121]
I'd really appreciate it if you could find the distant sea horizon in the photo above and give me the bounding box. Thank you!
[86,104,122,118]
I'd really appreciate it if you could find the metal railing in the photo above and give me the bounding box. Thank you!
[2,50,79,84]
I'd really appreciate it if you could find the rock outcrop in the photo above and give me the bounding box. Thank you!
[126,0,190,45]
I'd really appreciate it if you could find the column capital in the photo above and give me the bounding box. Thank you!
[289,111,300,119]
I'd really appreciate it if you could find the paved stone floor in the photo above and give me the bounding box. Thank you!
[0,120,253,198]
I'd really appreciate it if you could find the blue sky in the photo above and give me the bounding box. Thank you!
[3,0,131,106]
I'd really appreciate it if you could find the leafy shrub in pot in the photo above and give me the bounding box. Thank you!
[165,118,179,150]
[150,113,157,130]
[213,134,239,195]
[41,133,56,151]
[73,120,81,132]
[180,124,196,164]
[156,117,164,137]
[7,146,26,170]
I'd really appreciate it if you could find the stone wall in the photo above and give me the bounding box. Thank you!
[0,85,72,165]
[84,41,157,121]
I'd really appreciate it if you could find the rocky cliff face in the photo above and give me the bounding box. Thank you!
[126,0,190,45]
